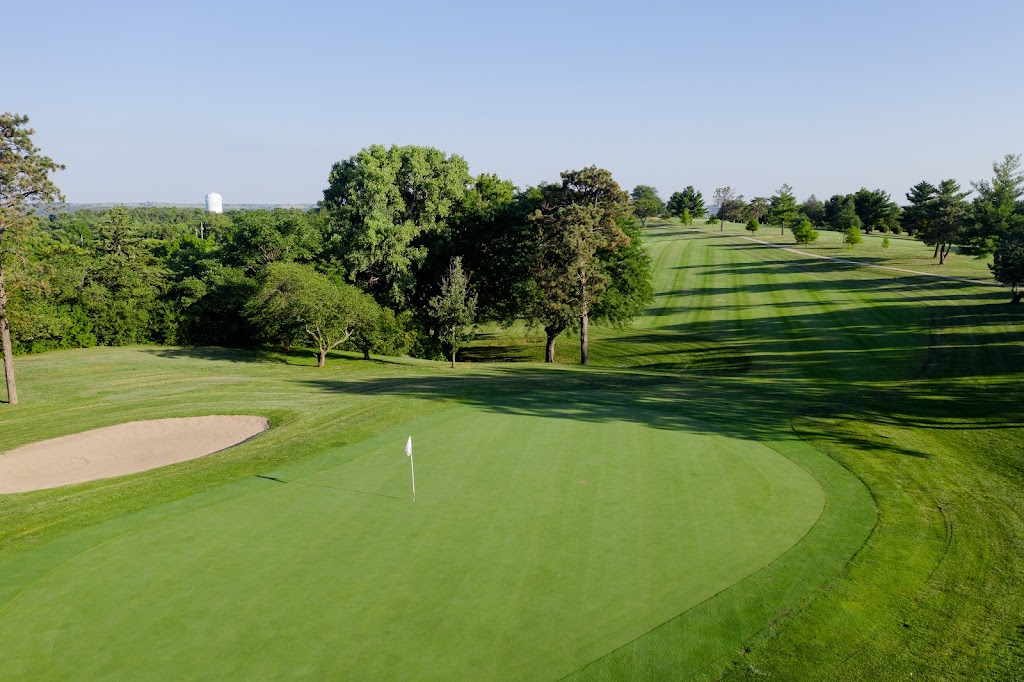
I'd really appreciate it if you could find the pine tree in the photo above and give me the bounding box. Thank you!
[0,114,64,405]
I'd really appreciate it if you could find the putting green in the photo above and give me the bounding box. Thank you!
[0,406,823,679]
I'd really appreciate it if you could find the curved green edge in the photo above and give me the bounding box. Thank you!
[0,406,874,680]
[566,435,876,680]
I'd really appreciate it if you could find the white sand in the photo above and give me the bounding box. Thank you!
[0,415,269,494]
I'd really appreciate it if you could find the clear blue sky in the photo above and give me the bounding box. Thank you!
[10,0,1024,205]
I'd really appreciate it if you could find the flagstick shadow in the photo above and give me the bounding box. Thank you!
[256,475,409,501]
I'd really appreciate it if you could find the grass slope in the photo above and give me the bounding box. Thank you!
[1,220,1022,678]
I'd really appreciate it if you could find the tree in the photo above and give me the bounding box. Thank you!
[801,194,826,226]
[666,191,687,218]
[768,184,799,235]
[428,257,477,367]
[843,226,862,248]
[321,144,470,306]
[882,236,891,249]
[749,197,769,223]
[713,187,736,231]
[249,262,376,367]
[991,234,1024,303]
[826,195,862,233]
[0,114,64,405]
[745,218,760,233]
[902,181,937,237]
[680,208,692,226]
[852,188,898,233]
[683,186,705,218]
[720,197,750,224]
[222,209,322,275]
[791,216,820,245]
[668,186,705,220]
[928,179,971,265]
[350,306,411,360]
[527,167,631,364]
[630,185,664,228]
[589,215,654,330]
[965,154,1024,255]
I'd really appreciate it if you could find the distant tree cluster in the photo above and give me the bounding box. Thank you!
[1,123,656,388]
[677,154,1024,297]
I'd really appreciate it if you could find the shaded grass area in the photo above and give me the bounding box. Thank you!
[0,223,1022,678]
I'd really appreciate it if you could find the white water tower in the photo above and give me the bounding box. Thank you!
[205,192,223,213]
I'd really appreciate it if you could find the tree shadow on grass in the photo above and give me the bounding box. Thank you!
[143,346,294,364]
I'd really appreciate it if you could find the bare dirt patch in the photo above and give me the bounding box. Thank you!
[0,416,269,494]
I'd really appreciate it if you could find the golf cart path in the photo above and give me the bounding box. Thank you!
[738,235,1001,287]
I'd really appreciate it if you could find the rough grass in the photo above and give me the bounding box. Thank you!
[1,220,1022,678]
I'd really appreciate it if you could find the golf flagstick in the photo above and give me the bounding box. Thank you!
[405,436,415,501]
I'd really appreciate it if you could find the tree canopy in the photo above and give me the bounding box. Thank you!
[525,167,635,364]
[321,144,471,306]
[630,185,664,227]
[767,184,798,235]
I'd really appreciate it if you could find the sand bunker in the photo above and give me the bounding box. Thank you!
[0,416,269,494]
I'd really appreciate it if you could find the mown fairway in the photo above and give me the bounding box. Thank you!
[1,222,1022,679]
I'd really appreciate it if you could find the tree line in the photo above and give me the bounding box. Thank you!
[1,115,656,403]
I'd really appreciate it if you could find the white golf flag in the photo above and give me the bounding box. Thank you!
[405,437,412,457]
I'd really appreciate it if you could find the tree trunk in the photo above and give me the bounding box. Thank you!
[580,311,589,365]
[451,350,456,368]
[720,219,724,231]
[579,267,590,366]
[283,338,291,352]
[933,243,940,259]
[363,347,370,360]
[544,326,561,363]
[317,350,327,367]
[1012,290,1022,304]
[0,266,18,405]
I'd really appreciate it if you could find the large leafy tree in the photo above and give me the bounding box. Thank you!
[526,167,632,364]
[767,184,799,235]
[965,154,1024,255]
[321,144,470,306]
[248,262,379,367]
[630,185,664,227]
[0,113,63,405]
